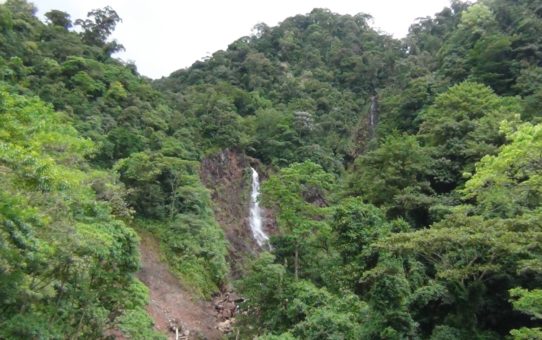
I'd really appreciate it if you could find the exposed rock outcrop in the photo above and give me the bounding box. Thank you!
[200,149,275,277]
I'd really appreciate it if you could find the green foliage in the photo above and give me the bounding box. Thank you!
[45,9,72,29]
[419,81,522,191]
[249,108,299,166]
[437,3,515,94]
[115,151,229,296]
[0,1,229,334]
[174,83,250,152]
[462,122,542,218]
[261,161,334,234]
[509,327,542,340]
[115,152,201,219]
[361,256,419,338]
[227,1,542,338]
[377,75,440,135]
[261,161,334,279]
[74,6,123,53]
[236,253,290,333]
[116,151,229,297]
[237,253,367,339]
[333,198,389,261]
[510,288,542,320]
[380,212,542,337]
[509,288,542,339]
[4,0,542,338]
[117,280,166,339]
[0,86,156,337]
[163,213,228,297]
[349,133,434,225]
[157,8,402,171]
[258,333,297,340]
[331,198,393,291]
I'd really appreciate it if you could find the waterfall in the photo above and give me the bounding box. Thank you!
[249,167,269,247]
[368,95,378,139]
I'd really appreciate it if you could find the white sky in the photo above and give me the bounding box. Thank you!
[32,0,454,79]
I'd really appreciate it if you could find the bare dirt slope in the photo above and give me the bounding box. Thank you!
[137,232,222,340]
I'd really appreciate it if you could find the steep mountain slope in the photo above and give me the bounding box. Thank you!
[156,1,542,338]
[155,8,402,170]
[2,0,542,338]
[0,1,228,337]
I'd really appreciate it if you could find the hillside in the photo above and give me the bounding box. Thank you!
[0,1,226,338]
[1,0,542,339]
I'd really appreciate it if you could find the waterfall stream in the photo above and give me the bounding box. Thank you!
[249,167,269,247]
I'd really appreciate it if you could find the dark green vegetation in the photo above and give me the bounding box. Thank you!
[159,1,542,338]
[0,0,225,337]
[1,0,542,338]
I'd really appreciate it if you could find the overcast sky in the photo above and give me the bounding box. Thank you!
[33,0,454,79]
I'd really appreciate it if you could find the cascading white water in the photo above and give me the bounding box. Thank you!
[249,167,269,247]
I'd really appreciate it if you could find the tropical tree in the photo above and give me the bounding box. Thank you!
[261,161,334,279]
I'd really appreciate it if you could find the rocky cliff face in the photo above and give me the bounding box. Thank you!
[200,149,275,277]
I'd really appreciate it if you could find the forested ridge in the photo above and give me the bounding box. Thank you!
[1,0,542,338]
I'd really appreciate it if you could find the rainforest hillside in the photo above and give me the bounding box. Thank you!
[1,0,542,338]
[0,1,226,338]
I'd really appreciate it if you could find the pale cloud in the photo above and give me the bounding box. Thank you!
[33,0,454,78]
